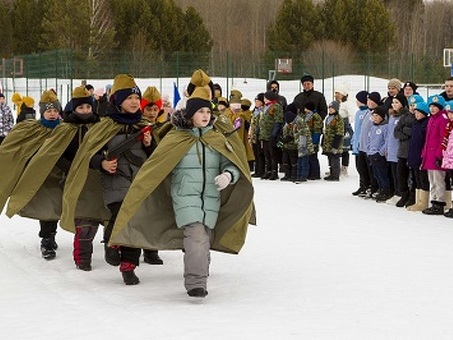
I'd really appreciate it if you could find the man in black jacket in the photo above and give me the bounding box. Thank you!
[293,74,327,120]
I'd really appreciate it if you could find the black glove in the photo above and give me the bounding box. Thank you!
[281,135,293,144]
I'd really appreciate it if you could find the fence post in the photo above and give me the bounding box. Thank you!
[226,51,229,97]
[321,49,325,94]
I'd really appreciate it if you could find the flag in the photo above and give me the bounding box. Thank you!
[173,82,181,108]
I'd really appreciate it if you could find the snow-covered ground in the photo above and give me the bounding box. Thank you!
[1,75,452,339]
[2,162,453,339]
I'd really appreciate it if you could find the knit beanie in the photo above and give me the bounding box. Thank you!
[393,92,408,108]
[408,94,424,106]
[70,86,93,110]
[355,90,369,105]
[368,92,382,106]
[255,93,265,105]
[140,86,162,111]
[428,94,446,110]
[300,74,314,83]
[329,101,340,113]
[39,90,61,115]
[0,92,4,98]
[264,90,278,102]
[414,102,429,116]
[185,87,211,119]
[373,106,387,120]
[110,74,141,107]
[387,78,402,91]
[403,81,418,93]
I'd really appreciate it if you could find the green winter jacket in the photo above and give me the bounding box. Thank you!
[322,113,344,154]
[109,126,255,254]
[258,102,283,141]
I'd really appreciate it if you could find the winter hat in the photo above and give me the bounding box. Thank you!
[255,93,265,104]
[393,92,408,108]
[445,100,453,112]
[70,86,93,110]
[93,87,104,97]
[427,94,446,110]
[187,69,215,97]
[110,74,141,107]
[414,102,429,116]
[334,84,349,97]
[85,84,94,92]
[408,94,424,106]
[329,101,340,113]
[285,102,298,115]
[229,95,241,104]
[403,81,418,92]
[105,84,112,93]
[355,90,369,105]
[217,97,228,107]
[267,80,280,92]
[304,101,316,112]
[185,87,211,119]
[387,78,402,91]
[241,98,252,109]
[264,90,278,102]
[39,90,61,115]
[373,106,387,120]
[140,86,162,111]
[300,74,314,83]
[0,92,4,98]
[284,110,297,124]
[230,89,243,99]
[368,92,382,105]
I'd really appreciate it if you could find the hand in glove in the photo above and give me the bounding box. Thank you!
[214,172,232,191]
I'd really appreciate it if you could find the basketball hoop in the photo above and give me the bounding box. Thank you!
[276,58,292,74]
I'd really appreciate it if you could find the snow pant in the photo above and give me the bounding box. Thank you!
[308,152,320,179]
[39,220,58,238]
[427,170,447,203]
[397,157,412,193]
[411,167,429,191]
[297,156,309,180]
[252,142,265,176]
[327,153,341,179]
[389,161,398,195]
[262,140,279,174]
[183,222,212,291]
[73,219,99,267]
[356,151,372,190]
[105,202,141,266]
[369,154,390,190]
[341,150,350,167]
[283,149,298,180]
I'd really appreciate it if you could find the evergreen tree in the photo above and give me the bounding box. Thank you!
[320,0,352,42]
[267,0,321,53]
[0,1,14,56]
[12,0,44,54]
[183,6,213,53]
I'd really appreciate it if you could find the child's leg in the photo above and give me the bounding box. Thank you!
[428,170,446,203]
[39,220,58,260]
[183,222,211,294]
[73,220,99,271]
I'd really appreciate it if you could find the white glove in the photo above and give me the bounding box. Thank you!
[214,172,232,191]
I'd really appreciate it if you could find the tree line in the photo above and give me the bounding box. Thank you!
[0,0,452,80]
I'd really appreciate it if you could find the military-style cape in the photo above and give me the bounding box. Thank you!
[110,128,255,254]
[0,120,52,213]
[60,117,149,231]
[6,122,110,229]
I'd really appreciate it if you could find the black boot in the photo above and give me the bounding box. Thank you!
[352,187,366,196]
[396,191,410,207]
[444,208,453,218]
[422,201,446,215]
[268,171,278,180]
[104,243,121,266]
[260,172,270,180]
[187,287,208,298]
[40,236,57,260]
[120,262,140,285]
[405,189,416,207]
[143,250,163,265]
[375,189,393,203]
